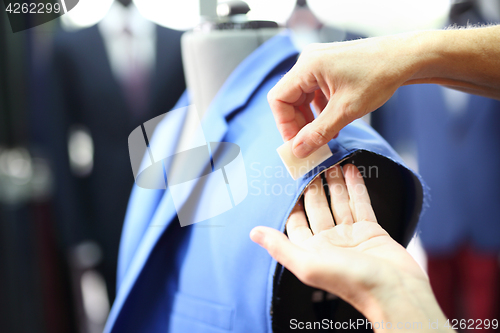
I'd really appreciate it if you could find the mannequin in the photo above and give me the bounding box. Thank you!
[165,1,283,210]
[181,1,283,118]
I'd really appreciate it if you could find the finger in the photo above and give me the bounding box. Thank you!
[286,198,313,244]
[312,90,340,139]
[343,164,377,223]
[293,89,315,108]
[292,96,353,158]
[304,176,334,234]
[298,96,316,125]
[311,89,328,116]
[250,226,310,274]
[294,107,307,129]
[325,165,354,225]
[295,103,315,129]
[268,69,319,142]
[313,94,340,139]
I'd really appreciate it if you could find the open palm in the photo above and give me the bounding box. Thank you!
[251,164,427,313]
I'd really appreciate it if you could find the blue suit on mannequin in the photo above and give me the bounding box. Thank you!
[105,31,428,333]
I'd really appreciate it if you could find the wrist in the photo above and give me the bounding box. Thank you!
[357,270,453,332]
[401,29,444,83]
[371,30,443,88]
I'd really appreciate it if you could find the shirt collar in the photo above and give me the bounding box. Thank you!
[99,1,154,38]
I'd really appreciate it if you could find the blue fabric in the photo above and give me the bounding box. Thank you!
[382,84,500,254]
[105,31,428,333]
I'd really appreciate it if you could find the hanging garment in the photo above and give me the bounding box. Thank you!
[374,83,500,254]
[374,83,500,325]
[105,31,428,333]
[48,7,185,301]
[372,81,500,328]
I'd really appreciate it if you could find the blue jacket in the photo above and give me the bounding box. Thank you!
[105,31,428,333]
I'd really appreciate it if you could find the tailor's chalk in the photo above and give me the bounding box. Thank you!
[277,140,333,180]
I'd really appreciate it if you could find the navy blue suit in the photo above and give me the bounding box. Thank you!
[372,81,500,322]
[48,24,185,300]
[105,32,428,333]
[369,7,500,322]
[375,84,500,253]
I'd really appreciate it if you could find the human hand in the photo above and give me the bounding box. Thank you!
[268,34,421,158]
[251,165,450,330]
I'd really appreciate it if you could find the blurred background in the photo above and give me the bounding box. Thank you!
[1,0,499,332]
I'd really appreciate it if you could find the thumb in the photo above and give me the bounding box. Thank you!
[250,226,308,273]
[292,98,352,158]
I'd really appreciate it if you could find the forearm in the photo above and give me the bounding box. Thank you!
[405,25,500,99]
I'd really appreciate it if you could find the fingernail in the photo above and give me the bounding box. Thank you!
[293,141,313,158]
[250,228,264,244]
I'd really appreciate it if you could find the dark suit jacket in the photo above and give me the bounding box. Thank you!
[48,23,185,300]
[373,83,500,254]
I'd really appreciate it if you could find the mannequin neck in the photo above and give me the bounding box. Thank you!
[181,28,283,118]
[117,0,132,7]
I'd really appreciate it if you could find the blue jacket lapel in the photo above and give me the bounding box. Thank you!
[116,92,191,288]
